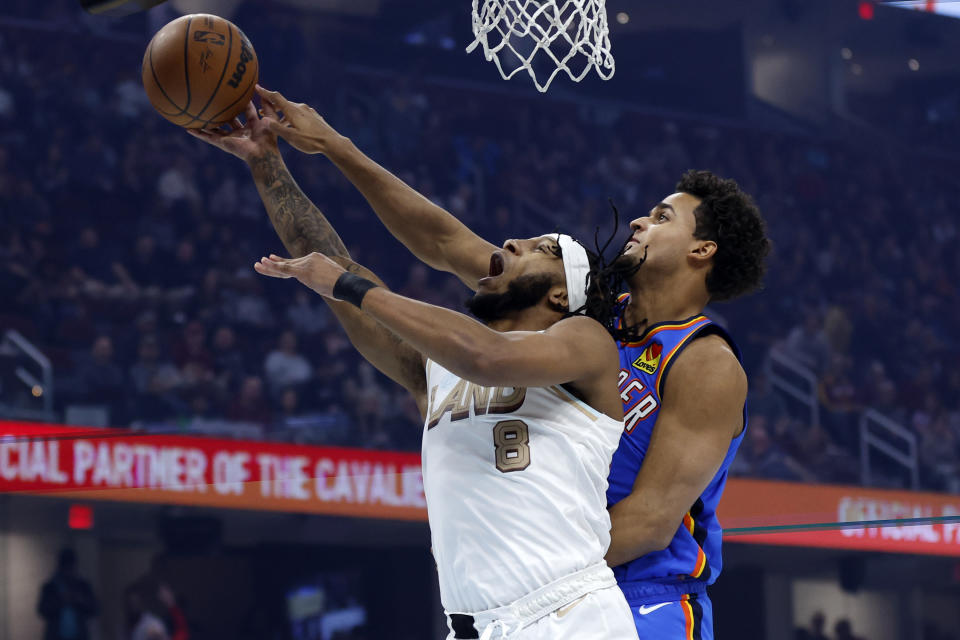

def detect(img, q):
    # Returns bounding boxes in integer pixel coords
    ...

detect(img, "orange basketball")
[142,14,258,129]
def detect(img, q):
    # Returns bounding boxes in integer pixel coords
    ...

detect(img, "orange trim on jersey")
[691,547,708,578]
[619,315,709,348]
[683,512,707,578]
[681,594,695,640]
[682,512,695,535]
[654,319,710,396]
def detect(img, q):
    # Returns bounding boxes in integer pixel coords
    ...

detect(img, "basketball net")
[466,0,615,93]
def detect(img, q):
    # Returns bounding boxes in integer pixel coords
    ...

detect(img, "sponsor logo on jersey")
[632,342,662,375]
[637,602,671,615]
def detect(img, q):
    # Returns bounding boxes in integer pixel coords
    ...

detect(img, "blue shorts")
[628,592,712,640]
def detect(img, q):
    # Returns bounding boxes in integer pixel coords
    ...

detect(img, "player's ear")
[690,240,717,264]
[547,285,569,313]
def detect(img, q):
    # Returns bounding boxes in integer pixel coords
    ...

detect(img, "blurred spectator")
[173,321,214,387]
[783,307,831,374]
[121,235,167,290]
[211,325,246,392]
[157,584,189,640]
[130,334,185,420]
[223,274,274,329]
[915,392,960,491]
[822,305,853,355]
[263,330,313,394]
[276,387,303,423]
[343,362,386,446]
[807,611,829,640]
[286,289,331,335]
[732,415,815,482]
[164,239,199,289]
[124,586,167,640]
[834,618,866,640]
[747,372,787,424]
[157,156,201,208]
[73,335,127,422]
[70,226,118,285]
[227,376,272,425]
[818,355,861,451]
[37,548,99,640]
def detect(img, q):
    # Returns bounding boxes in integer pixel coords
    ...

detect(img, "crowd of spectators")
[1,6,958,491]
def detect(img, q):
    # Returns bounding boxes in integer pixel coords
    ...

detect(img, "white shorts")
[445,563,638,640]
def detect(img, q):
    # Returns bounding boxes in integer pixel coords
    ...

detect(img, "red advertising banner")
[721,478,960,557]
[0,421,426,521]
[5,421,960,556]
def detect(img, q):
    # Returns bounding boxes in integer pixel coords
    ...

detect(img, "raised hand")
[186,99,281,162]
[254,85,344,155]
[253,253,346,298]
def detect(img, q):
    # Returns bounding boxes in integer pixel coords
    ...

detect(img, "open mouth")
[488,252,505,277]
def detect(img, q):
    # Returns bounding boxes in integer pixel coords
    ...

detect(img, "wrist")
[323,134,353,158]
[246,148,282,170]
[333,272,379,308]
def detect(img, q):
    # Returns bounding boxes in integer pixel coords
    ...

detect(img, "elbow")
[648,528,675,552]
[630,522,674,554]
[615,510,677,556]
[608,523,673,567]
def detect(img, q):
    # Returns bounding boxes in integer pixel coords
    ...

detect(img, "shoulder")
[664,333,746,401]
[660,333,746,437]
[548,315,617,348]
[547,315,619,364]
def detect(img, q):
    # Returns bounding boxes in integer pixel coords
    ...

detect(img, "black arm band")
[333,272,379,308]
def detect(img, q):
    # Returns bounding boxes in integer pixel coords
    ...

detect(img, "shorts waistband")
[446,561,617,639]
[617,579,708,605]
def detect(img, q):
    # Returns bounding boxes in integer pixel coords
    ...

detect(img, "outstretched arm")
[255,252,619,393]
[189,103,428,414]
[255,86,497,290]
[605,335,746,567]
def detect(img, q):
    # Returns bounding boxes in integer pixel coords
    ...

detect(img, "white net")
[466,0,615,93]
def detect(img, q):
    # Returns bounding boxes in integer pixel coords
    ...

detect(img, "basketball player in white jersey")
[190,98,638,639]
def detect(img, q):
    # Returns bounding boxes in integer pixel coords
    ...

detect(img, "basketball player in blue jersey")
[598,172,769,639]
[240,89,770,639]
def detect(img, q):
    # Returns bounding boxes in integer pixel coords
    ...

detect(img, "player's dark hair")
[676,170,771,302]
[560,208,641,342]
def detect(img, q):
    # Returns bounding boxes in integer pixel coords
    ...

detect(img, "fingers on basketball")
[256,85,287,108]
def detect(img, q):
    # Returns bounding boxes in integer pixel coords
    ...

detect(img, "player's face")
[466,236,567,323]
[477,235,565,294]
[621,192,702,276]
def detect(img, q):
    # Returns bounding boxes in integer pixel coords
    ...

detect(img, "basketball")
[141,14,258,129]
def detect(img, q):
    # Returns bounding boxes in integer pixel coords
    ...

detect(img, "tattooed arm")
[255,86,497,291]
[189,102,428,415]
[247,151,348,260]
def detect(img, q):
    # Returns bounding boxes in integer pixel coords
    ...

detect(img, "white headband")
[554,233,590,314]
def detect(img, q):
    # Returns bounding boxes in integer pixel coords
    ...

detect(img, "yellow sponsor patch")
[632,342,663,375]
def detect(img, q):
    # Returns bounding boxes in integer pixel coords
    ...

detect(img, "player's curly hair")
[676,170,770,301]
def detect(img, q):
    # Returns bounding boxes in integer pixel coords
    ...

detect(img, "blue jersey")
[606,295,746,605]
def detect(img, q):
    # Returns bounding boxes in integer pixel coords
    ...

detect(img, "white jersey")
[422,359,624,613]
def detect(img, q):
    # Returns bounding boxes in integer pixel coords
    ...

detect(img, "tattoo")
[249,152,427,401]
[249,152,349,259]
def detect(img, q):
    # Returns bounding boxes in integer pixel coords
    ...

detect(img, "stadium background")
[1,0,960,638]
